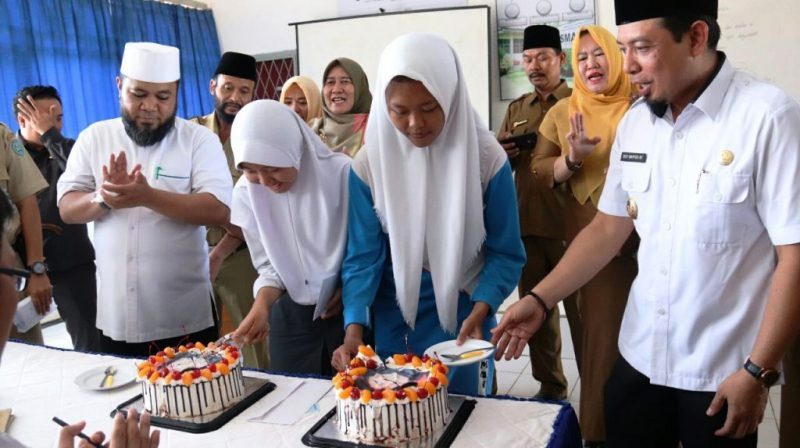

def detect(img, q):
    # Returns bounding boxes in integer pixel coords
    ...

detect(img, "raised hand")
[102,152,142,186]
[17,95,59,136]
[565,112,601,162]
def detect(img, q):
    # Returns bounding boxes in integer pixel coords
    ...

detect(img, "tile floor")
[41,292,782,447]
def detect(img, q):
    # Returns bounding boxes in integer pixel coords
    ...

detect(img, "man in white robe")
[57,42,232,356]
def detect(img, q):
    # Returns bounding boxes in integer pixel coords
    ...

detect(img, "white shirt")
[230,177,287,300]
[57,118,232,342]
[598,58,800,392]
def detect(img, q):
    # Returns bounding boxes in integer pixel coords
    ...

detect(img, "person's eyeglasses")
[0,267,30,292]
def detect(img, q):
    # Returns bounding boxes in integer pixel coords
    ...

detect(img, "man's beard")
[645,99,669,118]
[214,100,240,124]
[121,107,176,147]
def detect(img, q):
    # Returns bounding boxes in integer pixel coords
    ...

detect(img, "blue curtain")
[0,0,119,137]
[0,0,220,138]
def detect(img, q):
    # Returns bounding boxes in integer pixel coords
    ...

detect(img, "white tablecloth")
[1,342,569,448]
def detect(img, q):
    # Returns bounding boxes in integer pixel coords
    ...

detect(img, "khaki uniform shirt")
[0,123,48,239]
[190,112,240,246]
[499,81,571,239]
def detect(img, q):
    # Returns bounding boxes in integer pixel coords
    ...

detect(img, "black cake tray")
[302,395,476,448]
[111,375,275,434]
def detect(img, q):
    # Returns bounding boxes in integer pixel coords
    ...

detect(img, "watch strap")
[743,357,780,387]
[28,260,48,275]
[565,154,583,171]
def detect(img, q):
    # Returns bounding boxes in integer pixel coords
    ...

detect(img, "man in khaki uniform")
[191,51,267,369]
[0,123,51,344]
[497,25,581,400]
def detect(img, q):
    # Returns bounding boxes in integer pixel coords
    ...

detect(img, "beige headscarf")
[311,58,372,157]
[279,75,323,125]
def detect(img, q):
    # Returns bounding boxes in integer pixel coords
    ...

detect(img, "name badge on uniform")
[621,152,647,163]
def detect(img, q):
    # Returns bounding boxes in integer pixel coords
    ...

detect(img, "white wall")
[206,0,617,130]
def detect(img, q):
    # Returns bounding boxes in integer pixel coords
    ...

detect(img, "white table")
[0,342,577,448]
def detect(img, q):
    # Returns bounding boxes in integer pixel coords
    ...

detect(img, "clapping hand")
[100,151,151,209]
[565,113,601,162]
[102,152,142,186]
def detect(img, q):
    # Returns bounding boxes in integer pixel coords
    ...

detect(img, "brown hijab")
[311,58,372,157]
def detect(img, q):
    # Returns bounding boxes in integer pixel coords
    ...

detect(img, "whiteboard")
[717,0,800,101]
[292,6,492,125]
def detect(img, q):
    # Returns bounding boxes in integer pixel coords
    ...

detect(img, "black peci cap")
[213,52,257,82]
[523,25,562,52]
[614,0,718,25]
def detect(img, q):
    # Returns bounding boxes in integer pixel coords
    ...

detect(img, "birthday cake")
[135,341,245,418]
[333,346,451,443]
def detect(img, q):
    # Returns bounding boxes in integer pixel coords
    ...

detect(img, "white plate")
[424,339,495,367]
[74,362,138,391]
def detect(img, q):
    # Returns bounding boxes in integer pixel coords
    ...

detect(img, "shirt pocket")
[693,173,750,244]
[154,169,191,194]
[620,163,652,193]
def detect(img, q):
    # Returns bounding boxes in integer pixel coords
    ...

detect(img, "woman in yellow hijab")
[279,76,323,125]
[531,25,637,447]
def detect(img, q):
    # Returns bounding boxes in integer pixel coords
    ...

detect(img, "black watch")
[28,261,47,275]
[743,357,780,388]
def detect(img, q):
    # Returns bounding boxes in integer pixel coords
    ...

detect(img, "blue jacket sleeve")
[471,161,526,312]
[341,169,388,329]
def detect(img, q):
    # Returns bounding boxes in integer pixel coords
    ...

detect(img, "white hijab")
[230,100,350,305]
[364,33,506,333]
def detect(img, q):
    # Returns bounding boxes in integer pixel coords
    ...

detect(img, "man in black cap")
[496,24,582,403]
[492,1,800,446]
[191,51,267,369]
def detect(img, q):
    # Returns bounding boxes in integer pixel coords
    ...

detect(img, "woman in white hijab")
[230,100,350,375]
[331,33,525,394]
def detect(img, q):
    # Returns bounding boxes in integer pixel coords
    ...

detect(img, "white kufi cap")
[120,42,181,83]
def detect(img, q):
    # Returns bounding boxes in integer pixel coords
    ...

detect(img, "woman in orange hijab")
[532,25,637,447]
